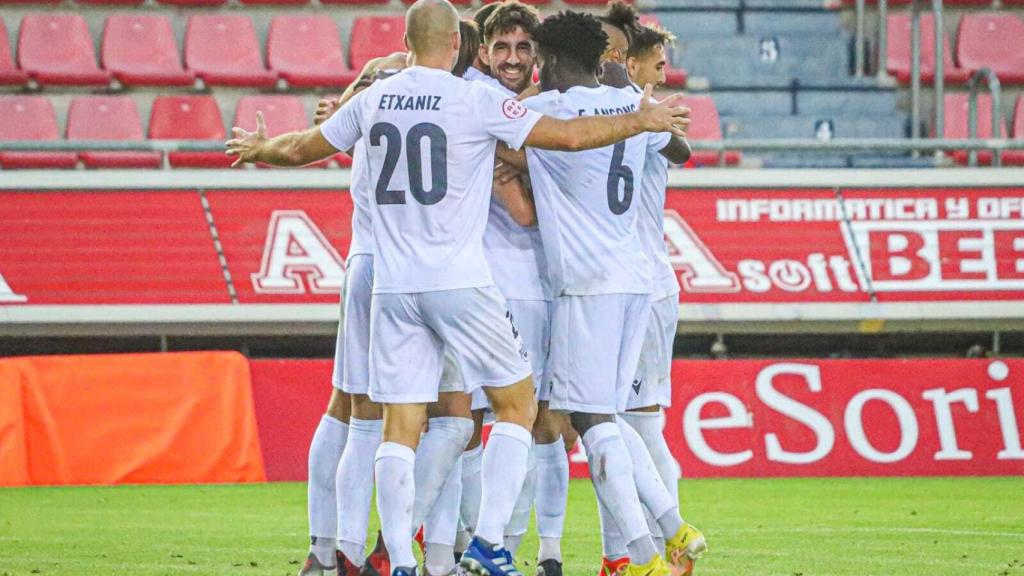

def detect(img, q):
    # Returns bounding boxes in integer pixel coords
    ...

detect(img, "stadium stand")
[234,95,329,168]
[17,13,111,86]
[149,95,233,168]
[268,15,358,88]
[680,96,740,167]
[185,14,277,87]
[157,0,226,6]
[67,96,162,169]
[102,15,194,87]
[886,13,971,84]
[636,14,686,87]
[0,17,25,85]
[0,96,77,169]
[349,15,406,71]
[956,13,1024,84]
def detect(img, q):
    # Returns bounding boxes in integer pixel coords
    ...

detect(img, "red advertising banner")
[666,187,1024,303]
[3,187,1024,307]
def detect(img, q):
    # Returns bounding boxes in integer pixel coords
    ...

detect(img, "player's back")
[523,85,652,297]
[321,66,541,295]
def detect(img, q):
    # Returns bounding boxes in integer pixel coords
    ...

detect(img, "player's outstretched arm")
[523,84,690,152]
[226,111,339,168]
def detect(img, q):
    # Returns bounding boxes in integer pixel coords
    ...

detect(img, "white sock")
[459,444,484,534]
[582,422,656,564]
[336,417,382,566]
[505,442,537,546]
[643,504,665,552]
[413,417,473,530]
[425,456,462,547]
[474,422,532,545]
[375,442,418,570]
[616,417,679,528]
[597,498,628,560]
[620,410,680,509]
[455,527,473,555]
[534,439,568,547]
[503,534,524,557]
[424,542,456,576]
[308,415,348,565]
[539,537,562,563]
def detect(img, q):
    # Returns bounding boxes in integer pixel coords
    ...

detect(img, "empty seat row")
[0,13,408,89]
[887,13,1024,85]
[939,94,1024,165]
[0,95,353,169]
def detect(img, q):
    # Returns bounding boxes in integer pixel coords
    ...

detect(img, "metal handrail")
[933,0,945,144]
[968,68,1003,167]
[877,0,889,80]
[855,0,866,77]
[910,0,922,140]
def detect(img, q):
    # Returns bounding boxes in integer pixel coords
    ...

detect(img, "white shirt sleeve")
[647,131,672,155]
[319,90,368,153]
[472,83,543,151]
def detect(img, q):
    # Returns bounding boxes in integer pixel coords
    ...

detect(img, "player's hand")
[637,84,691,138]
[225,111,268,167]
[494,161,520,186]
[314,98,341,125]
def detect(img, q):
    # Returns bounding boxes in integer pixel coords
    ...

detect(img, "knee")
[429,415,475,450]
[569,412,613,437]
[326,390,351,423]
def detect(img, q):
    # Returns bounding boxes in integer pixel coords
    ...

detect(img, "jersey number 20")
[371,122,448,205]
[607,141,634,215]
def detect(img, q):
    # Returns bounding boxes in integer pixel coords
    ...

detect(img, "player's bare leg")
[301,389,351,576]
[336,394,383,574]
[532,402,570,576]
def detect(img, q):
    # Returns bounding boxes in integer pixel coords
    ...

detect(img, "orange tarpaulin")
[0,351,266,486]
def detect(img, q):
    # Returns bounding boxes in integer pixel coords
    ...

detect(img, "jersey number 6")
[371,122,448,206]
[607,141,634,215]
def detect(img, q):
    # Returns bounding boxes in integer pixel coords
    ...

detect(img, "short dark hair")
[598,0,641,46]
[472,2,499,34]
[533,10,608,76]
[482,0,541,44]
[454,19,480,77]
[627,23,676,59]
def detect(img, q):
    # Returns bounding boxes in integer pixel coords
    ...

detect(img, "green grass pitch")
[2,477,1023,576]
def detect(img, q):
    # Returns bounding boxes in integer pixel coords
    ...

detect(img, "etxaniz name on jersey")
[378,94,442,111]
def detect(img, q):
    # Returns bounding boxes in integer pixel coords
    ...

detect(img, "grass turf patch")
[1,477,1023,576]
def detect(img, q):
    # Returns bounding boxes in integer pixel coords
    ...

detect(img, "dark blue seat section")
[654,12,737,37]
[710,90,792,116]
[742,12,843,35]
[677,34,851,88]
[744,0,836,8]
[796,90,898,115]
[721,114,908,139]
[642,0,740,10]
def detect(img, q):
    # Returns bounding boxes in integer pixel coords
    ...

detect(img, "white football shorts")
[546,293,652,414]
[339,254,373,395]
[369,286,533,404]
[331,296,345,391]
[470,298,551,411]
[625,294,678,410]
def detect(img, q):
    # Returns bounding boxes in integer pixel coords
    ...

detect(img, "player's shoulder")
[521,89,564,115]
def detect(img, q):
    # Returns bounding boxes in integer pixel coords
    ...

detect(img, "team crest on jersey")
[502,98,527,120]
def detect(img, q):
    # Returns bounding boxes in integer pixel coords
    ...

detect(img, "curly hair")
[472,2,499,35]
[627,23,676,59]
[532,10,608,76]
[598,0,641,45]
[482,0,541,44]
[454,19,480,77]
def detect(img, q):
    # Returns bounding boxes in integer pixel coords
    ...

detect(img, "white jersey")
[347,141,374,260]
[523,85,653,296]
[320,66,543,294]
[467,75,550,301]
[636,109,679,300]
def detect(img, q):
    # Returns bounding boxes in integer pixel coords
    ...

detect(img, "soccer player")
[518,11,697,576]
[226,5,689,576]
[594,22,708,576]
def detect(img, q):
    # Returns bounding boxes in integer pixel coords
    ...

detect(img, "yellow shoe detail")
[665,524,707,576]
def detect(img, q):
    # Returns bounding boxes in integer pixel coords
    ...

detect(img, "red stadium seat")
[1005,96,1024,165]
[321,0,389,5]
[956,14,1024,84]
[940,93,1007,166]
[102,15,193,87]
[637,14,687,87]
[77,0,144,4]
[18,13,111,86]
[185,15,276,88]
[0,18,26,85]
[268,16,357,88]
[401,0,470,5]
[67,96,161,169]
[156,0,226,6]
[481,0,550,4]
[234,96,331,168]
[0,96,77,169]
[240,0,307,4]
[350,16,406,72]
[680,96,739,167]
[149,96,232,168]
[886,14,970,84]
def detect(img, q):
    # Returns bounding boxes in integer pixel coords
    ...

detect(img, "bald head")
[406,0,460,58]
